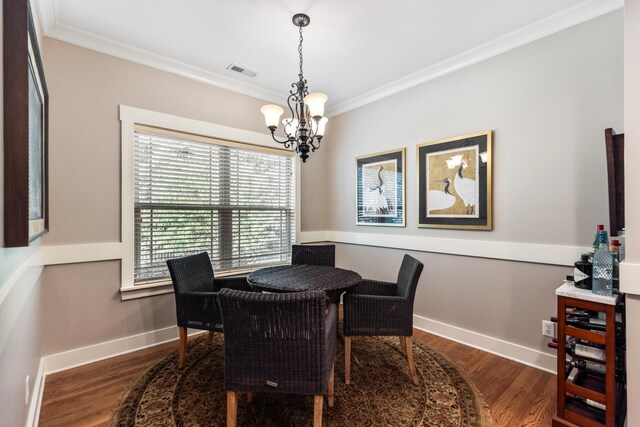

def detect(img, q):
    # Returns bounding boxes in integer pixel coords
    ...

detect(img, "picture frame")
[356,148,405,227]
[417,131,492,230]
[3,0,49,246]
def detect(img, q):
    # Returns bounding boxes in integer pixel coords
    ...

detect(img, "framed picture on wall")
[356,148,405,227]
[3,0,50,246]
[417,131,492,230]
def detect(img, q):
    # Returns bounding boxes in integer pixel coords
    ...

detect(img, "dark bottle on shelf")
[565,339,626,373]
[574,253,592,290]
[569,357,606,375]
[612,252,620,290]
[565,392,606,420]
[564,338,606,362]
[568,358,627,385]
[565,315,624,337]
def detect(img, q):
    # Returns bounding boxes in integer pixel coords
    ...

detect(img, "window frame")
[119,105,301,300]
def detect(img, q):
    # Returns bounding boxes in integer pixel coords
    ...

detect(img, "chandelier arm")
[308,137,321,151]
[286,92,298,123]
[267,128,295,147]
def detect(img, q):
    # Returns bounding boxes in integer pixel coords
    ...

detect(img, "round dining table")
[247,264,362,304]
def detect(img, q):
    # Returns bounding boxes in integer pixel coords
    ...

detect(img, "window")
[119,106,299,298]
[133,125,295,285]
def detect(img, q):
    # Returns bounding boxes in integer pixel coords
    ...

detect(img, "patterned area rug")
[110,333,492,426]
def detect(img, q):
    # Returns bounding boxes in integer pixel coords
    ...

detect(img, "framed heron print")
[417,131,492,230]
[356,148,405,227]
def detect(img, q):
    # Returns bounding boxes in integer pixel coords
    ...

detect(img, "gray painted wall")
[39,37,327,356]
[41,261,175,355]
[0,265,42,427]
[325,11,623,354]
[42,38,326,246]
[336,244,567,352]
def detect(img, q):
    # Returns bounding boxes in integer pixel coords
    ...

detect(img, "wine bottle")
[569,357,627,384]
[564,339,606,362]
[565,314,624,337]
[617,229,625,261]
[612,253,620,290]
[569,357,606,375]
[565,308,598,318]
[566,392,606,413]
[592,230,613,296]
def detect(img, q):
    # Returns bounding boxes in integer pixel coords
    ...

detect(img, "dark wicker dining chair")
[218,289,337,427]
[166,252,253,369]
[291,244,336,267]
[343,254,424,385]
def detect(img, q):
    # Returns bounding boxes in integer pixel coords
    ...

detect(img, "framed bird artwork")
[356,148,405,226]
[417,131,492,230]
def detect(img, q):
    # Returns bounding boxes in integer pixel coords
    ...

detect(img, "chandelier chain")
[298,26,304,81]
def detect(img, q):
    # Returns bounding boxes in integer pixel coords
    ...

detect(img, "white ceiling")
[35,0,622,116]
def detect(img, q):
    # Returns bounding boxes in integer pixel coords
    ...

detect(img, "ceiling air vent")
[226,63,257,77]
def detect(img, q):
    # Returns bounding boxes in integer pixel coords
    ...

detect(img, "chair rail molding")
[40,231,587,268]
[324,230,586,267]
[41,242,122,265]
[620,261,640,295]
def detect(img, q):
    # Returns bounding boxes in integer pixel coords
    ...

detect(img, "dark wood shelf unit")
[553,294,625,427]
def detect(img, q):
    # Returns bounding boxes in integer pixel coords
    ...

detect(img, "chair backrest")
[291,244,336,267]
[166,252,215,295]
[396,255,424,302]
[218,289,330,395]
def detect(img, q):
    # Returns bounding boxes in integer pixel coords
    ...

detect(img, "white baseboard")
[413,314,557,374]
[41,314,556,379]
[26,358,46,427]
[42,325,187,375]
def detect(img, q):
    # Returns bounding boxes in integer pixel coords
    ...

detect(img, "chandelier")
[260,13,328,163]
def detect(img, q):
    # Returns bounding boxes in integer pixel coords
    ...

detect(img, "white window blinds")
[133,127,295,284]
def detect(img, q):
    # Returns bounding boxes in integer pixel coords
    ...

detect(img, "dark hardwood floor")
[39,328,556,426]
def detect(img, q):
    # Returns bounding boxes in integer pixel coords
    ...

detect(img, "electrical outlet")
[25,375,30,405]
[542,320,555,338]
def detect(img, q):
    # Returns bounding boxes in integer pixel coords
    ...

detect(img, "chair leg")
[178,327,187,369]
[207,331,214,345]
[313,395,324,427]
[247,391,254,403]
[344,336,351,385]
[399,336,406,355]
[328,363,335,407]
[226,391,238,427]
[405,336,419,385]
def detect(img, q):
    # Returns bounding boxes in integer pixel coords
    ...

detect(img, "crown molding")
[36,0,622,117]
[325,0,624,117]
[36,0,284,104]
